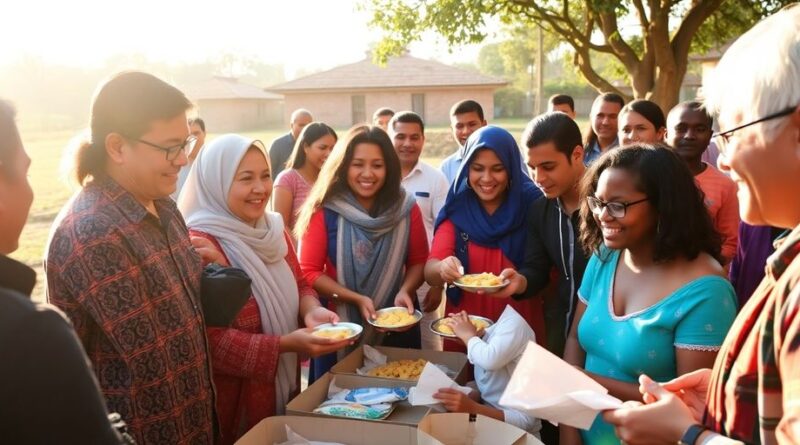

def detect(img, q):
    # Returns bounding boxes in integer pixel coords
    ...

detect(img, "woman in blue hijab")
[425,125,545,351]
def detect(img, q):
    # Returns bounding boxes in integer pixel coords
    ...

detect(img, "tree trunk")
[648,62,686,113]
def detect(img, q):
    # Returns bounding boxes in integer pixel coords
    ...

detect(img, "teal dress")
[577,250,736,445]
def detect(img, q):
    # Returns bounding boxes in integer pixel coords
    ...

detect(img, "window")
[351,95,366,124]
[411,93,425,118]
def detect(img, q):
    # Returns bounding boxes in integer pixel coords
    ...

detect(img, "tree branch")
[596,11,641,72]
[510,0,591,50]
[646,0,676,77]
[632,0,650,29]
[511,1,582,47]
[671,0,723,65]
[572,48,629,100]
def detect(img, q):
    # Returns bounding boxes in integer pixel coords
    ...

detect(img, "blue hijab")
[435,125,542,305]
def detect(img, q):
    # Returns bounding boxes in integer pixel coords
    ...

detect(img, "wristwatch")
[678,424,708,445]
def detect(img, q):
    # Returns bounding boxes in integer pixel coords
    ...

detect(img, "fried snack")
[313,328,354,340]
[437,317,490,335]
[367,359,428,380]
[458,272,503,287]
[374,309,418,328]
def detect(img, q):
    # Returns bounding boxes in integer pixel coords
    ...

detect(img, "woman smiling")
[178,134,348,444]
[561,144,736,445]
[424,125,546,351]
[295,125,429,382]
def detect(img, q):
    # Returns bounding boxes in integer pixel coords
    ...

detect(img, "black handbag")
[199,263,252,327]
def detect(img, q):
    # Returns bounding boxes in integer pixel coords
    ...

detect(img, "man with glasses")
[604,6,800,445]
[46,72,216,444]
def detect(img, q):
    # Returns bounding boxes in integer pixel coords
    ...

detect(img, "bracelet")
[678,424,708,445]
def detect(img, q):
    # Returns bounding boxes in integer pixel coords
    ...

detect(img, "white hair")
[705,4,800,139]
[290,108,313,123]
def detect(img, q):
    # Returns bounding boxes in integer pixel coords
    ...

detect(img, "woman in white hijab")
[178,134,350,445]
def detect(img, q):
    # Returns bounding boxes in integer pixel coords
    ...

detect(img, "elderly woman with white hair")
[177,134,350,445]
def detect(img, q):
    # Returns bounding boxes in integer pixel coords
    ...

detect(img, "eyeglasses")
[133,136,197,161]
[587,196,648,219]
[712,105,797,155]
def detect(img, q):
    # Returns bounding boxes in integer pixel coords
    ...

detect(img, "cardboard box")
[331,346,470,384]
[235,413,543,445]
[235,415,417,445]
[417,413,545,445]
[286,373,432,427]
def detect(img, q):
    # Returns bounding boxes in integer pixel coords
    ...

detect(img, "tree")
[364,0,792,111]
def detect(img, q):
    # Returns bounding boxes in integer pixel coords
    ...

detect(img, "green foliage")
[692,0,793,54]
[493,87,528,118]
[477,43,506,77]
[364,0,794,108]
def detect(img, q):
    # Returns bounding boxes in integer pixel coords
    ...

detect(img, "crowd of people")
[0,5,799,445]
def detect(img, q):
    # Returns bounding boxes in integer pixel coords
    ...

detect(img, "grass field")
[11,117,576,302]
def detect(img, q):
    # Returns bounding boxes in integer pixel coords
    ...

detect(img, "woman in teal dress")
[562,144,737,445]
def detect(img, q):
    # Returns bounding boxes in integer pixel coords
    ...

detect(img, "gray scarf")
[324,189,416,348]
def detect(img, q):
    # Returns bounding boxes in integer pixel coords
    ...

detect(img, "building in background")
[182,76,284,132]
[266,53,506,127]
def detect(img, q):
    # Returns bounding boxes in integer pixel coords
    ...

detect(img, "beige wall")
[280,87,497,128]
[196,98,283,132]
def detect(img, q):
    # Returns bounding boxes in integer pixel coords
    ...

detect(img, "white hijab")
[178,134,299,413]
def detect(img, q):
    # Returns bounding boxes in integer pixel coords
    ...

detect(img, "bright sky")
[1,0,491,77]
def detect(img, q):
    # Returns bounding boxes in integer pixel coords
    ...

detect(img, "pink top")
[274,169,312,232]
[695,163,740,263]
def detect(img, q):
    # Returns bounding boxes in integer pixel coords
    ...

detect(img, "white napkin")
[355,345,389,375]
[275,425,347,445]
[409,362,472,406]
[498,341,623,430]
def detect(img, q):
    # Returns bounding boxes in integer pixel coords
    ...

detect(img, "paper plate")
[430,315,494,338]
[453,274,510,294]
[367,307,424,331]
[311,322,363,341]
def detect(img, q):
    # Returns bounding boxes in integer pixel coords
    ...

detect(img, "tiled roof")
[183,77,283,100]
[266,54,507,92]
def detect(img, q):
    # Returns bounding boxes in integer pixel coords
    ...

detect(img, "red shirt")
[190,230,314,445]
[429,219,546,351]
[46,177,215,445]
[695,163,740,263]
[298,205,429,286]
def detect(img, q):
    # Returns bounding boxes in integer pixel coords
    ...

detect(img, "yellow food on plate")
[367,359,428,380]
[437,317,490,335]
[313,329,354,340]
[458,272,504,287]
[374,309,417,327]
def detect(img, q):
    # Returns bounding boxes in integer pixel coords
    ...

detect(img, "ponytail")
[74,139,106,186]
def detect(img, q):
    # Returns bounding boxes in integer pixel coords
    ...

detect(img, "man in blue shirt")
[439,100,487,184]
[583,92,624,165]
